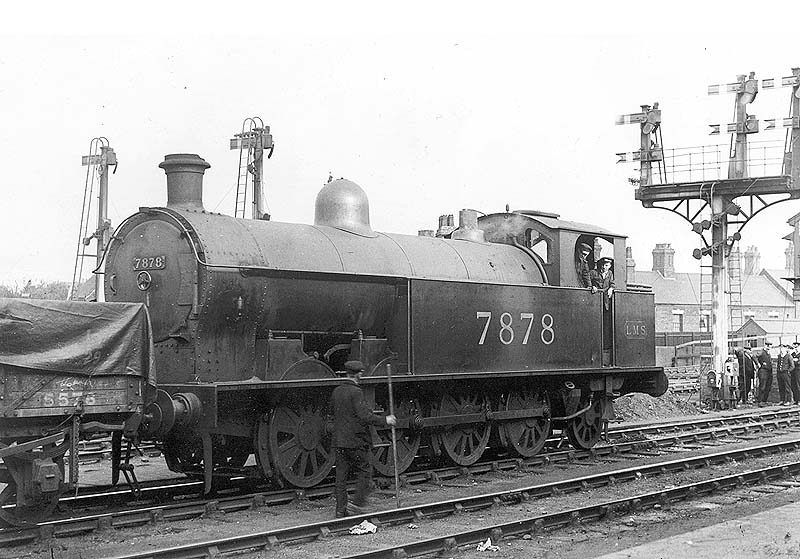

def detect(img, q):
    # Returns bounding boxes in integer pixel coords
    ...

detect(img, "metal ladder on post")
[700,261,713,333]
[232,117,264,220]
[727,243,743,332]
[68,138,115,301]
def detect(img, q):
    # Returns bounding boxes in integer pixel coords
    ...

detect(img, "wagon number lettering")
[132,256,166,271]
[42,392,96,407]
[476,312,554,346]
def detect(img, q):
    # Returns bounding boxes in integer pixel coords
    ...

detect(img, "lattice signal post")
[230,117,274,220]
[618,68,800,374]
[69,139,117,302]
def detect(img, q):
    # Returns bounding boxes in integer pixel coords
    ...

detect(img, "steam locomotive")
[0,152,666,524]
[105,153,666,490]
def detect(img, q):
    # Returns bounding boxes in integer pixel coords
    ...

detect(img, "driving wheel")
[268,399,334,487]
[565,396,606,450]
[498,390,551,458]
[371,398,421,476]
[431,392,490,467]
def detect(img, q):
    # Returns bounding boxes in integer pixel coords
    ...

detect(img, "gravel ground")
[5,393,799,559]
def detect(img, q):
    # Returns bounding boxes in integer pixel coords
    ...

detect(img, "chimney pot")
[159,154,210,210]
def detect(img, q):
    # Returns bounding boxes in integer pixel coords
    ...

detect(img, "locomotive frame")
[102,154,666,492]
[0,151,667,526]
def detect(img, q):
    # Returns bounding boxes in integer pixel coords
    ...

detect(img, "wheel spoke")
[297,451,309,476]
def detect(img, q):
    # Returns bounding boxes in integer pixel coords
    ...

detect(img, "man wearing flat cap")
[590,257,615,363]
[330,360,396,518]
[577,243,594,289]
[755,341,774,406]
[791,342,800,405]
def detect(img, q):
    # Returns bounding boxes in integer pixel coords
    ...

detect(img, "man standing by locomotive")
[735,345,756,405]
[792,342,800,405]
[789,342,800,406]
[776,344,795,405]
[330,360,396,518]
[755,341,774,406]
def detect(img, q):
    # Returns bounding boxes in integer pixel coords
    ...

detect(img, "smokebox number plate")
[132,256,166,271]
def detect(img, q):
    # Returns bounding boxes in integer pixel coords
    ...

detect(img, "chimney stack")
[159,154,211,211]
[626,246,636,283]
[436,214,456,237]
[651,243,675,278]
[744,245,761,276]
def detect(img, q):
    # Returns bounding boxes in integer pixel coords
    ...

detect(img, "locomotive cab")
[480,210,654,368]
[479,209,628,289]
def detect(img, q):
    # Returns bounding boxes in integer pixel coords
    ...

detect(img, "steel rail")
[343,460,800,559]
[99,437,800,559]
[2,409,798,544]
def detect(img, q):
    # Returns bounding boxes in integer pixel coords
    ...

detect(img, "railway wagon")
[105,153,667,491]
[0,299,153,525]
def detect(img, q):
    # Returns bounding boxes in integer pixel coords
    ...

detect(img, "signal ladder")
[231,117,273,220]
[68,138,116,301]
[700,242,743,334]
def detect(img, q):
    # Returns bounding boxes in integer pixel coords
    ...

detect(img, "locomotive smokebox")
[159,154,211,210]
[314,178,377,237]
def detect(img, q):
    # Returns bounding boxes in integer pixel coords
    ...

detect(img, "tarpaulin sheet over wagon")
[0,298,155,385]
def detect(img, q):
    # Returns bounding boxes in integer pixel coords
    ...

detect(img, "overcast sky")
[2,5,798,287]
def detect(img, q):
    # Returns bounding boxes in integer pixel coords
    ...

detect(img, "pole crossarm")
[636,175,795,204]
[622,67,800,376]
[638,179,796,242]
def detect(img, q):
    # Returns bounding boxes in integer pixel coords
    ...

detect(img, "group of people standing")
[736,341,800,406]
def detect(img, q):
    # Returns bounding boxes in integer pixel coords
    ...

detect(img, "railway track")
[3,408,799,547]
[99,437,800,559]
[342,460,800,559]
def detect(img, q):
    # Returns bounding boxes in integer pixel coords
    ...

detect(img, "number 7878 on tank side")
[104,153,667,490]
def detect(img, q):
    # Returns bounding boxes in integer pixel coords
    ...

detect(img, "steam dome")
[314,179,377,238]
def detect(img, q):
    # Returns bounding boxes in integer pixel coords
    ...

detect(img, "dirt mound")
[613,391,701,422]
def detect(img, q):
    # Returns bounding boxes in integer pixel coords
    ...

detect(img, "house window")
[699,311,711,332]
[768,312,780,319]
[743,312,756,321]
[672,310,684,333]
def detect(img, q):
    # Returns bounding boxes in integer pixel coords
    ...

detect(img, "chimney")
[744,245,761,276]
[651,243,675,278]
[786,241,794,271]
[159,154,211,210]
[626,246,636,283]
[436,214,456,237]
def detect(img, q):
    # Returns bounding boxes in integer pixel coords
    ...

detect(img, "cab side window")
[526,229,550,264]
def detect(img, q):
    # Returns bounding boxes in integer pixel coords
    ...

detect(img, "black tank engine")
[104,153,666,489]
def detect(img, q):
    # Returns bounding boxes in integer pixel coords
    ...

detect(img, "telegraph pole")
[710,195,729,374]
[94,146,114,301]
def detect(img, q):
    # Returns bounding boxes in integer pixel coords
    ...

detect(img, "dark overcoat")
[330,379,386,449]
